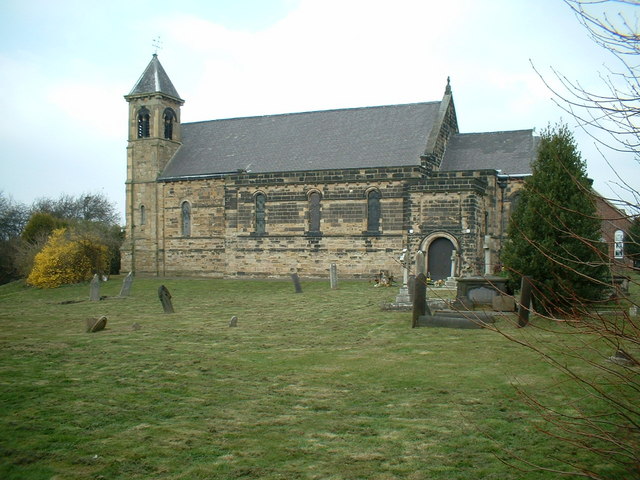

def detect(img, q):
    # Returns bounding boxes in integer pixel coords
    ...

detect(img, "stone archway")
[419,233,460,280]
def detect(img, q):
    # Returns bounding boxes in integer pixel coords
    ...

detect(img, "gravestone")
[119,272,133,297]
[468,286,496,304]
[408,275,416,302]
[229,315,238,327]
[329,263,338,289]
[291,273,303,293]
[456,276,509,306]
[518,276,533,327]
[86,315,107,333]
[131,322,142,331]
[415,250,425,276]
[158,285,175,313]
[412,273,430,328]
[89,274,100,301]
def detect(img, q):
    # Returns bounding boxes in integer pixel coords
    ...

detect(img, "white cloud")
[156,0,469,121]
[1,0,637,212]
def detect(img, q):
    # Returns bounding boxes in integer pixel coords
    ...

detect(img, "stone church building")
[121,54,537,280]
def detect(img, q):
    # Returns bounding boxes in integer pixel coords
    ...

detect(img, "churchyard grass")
[0,276,634,479]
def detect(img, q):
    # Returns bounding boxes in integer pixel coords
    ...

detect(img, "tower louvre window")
[163,108,176,140]
[137,107,150,138]
[140,205,146,225]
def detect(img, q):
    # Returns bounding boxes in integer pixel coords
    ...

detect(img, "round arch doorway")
[419,234,459,281]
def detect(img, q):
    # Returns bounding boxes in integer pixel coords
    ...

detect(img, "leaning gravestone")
[119,272,134,297]
[518,276,533,327]
[86,315,107,333]
[89,274,100,301]
[229,316,238,327]
[291,273,303,294]
[412,273,429,328]
[158,285,175,313]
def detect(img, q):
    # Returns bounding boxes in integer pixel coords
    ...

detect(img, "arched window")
[308,191,321,233]
[181,201,191,237]
[509,191,522,214]
[163,108,175,140]
[614,230,624,259]
[137,107,150,138]
[255,193,266,234]
[140,205,146,225]
[367,190,381,233]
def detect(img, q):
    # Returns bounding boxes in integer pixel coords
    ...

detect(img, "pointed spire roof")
[127,54,183,102]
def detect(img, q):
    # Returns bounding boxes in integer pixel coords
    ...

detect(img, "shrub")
[27,228,108,288]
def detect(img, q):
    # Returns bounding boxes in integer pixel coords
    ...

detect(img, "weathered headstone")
[468,286,496,304]
[415,250,425,276]
[89,274,100,301]
[131,322,142,331]
[291,273,303,293]
[408,275,416,302]
[158,285,175,313]
[518,276,533,327]
[86,315,107,333]
[229,315,238,327]
[119,272,134,297]
[329,263,338,289]
[412,273,429,328]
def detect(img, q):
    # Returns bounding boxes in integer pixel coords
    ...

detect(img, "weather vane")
[152,36,163,55]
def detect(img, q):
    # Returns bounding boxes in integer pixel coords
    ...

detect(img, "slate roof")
[160,102,442,179]
[127,54,183,101]
[440,130,537,175]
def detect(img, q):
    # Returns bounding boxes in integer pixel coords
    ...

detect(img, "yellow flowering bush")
[27,228,108,288]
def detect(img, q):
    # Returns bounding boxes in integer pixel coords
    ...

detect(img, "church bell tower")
[121,54,184,275]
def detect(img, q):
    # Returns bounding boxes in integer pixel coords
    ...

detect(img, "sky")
[0,0,638,222]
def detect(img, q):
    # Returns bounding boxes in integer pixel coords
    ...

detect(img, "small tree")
[502,123,610,313]
[27,228,108,288]
[0,192,29,284]
[0,192,29,242]
[21,212,68,244]
[32,192,119,225]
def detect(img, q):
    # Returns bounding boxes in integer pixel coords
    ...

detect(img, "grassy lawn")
[0,276,634,479]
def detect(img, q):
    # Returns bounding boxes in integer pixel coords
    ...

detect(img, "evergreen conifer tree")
[502,123,609,313]
[625,216,640,268]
